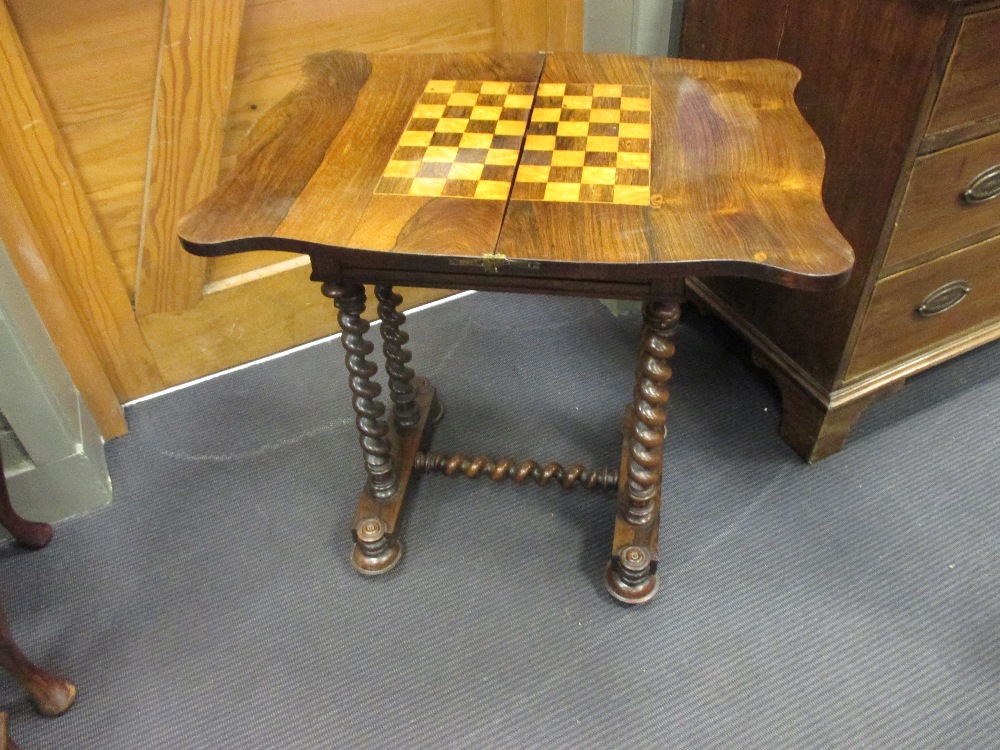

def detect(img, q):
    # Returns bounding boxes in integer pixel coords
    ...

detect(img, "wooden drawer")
[884,129,1000,271]
[926,8,1000,139]
[847,233,1000,380]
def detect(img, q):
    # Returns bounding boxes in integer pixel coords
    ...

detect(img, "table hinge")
[448,253,541,274]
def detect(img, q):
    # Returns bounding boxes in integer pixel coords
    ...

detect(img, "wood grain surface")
[884,129,1000,273]
[846,233,1000,380]
[179,50,853,291]
[925,8,1000,139]
[135,0,245,315]
[0,5,164,401]
[0,157,127,439]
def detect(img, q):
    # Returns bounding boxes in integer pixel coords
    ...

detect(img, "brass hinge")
[448,253,541,274]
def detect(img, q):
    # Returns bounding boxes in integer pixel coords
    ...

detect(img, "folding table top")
[178,51,853,292]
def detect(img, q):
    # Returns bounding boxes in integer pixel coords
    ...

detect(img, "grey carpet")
[3,291,999,749]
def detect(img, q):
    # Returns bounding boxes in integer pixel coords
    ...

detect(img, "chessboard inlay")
[374,80,653,205]
[375,79,537,201]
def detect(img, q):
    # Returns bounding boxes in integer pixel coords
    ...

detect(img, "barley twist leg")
[605,299,680,604]
[323,283,398,500]
[374,285,420,430]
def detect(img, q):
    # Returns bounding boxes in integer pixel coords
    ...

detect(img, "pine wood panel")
[139,269,447,387]
[5,0,164,298]
[0,157,127,439]
[135,0,246,315]
[0,4,164,402]
[495,0,585,52]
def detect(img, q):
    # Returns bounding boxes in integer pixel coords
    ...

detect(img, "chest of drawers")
[680,0,1000,460]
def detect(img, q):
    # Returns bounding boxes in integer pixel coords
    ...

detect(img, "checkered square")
[375,79,537,201]
[510,82,652,205]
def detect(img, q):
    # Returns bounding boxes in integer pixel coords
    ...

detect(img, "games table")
[178,51,853,604]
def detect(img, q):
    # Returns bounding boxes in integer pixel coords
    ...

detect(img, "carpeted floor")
[3,291,999,749]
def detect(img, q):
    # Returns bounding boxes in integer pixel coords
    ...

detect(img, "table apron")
[312,260,685,301]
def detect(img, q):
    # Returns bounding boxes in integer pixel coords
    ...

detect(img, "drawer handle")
[962,165,1000,205]
[917,280,970,317]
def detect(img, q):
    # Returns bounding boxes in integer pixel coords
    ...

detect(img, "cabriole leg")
[605,299,680,605]
[0,604,76,717]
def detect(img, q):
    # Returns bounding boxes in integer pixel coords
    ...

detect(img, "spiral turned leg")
[324,283,398,501]
[374,285,420,430]
[605,299,680,605]
[322,282,438,577]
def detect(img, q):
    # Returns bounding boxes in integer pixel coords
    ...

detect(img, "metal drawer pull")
[962,165,1000,205]
[917,280,970,317]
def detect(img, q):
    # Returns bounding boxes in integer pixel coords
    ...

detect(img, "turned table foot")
[604,299,680,605]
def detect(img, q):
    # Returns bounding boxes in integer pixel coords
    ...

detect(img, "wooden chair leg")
[0,603,76,717]
[0,454,76,717]
[0,454,52,550]
[0,711,21,750]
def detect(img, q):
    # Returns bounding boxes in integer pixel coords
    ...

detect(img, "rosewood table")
[178,51,853,604]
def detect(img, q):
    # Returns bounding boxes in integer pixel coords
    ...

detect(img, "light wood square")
[537,83,566,96]
[470,105,503,120]
[613,184,650,205]
[425,80,457,93]
[448,162,484,181]
[616,151,651,169]
[531,108,562,122]
[424,146,459,162]
[413,103,447,119]
[582,166,617,185]
[495,120,527,136]
[563,95,593,110]
[410,178,446,196]
[586,136,620,152]
[436,118,469,133]
[525,134,556,151]
[544,183,581,202]
[459,132,494,149]
[448,92,480,107]
[474,180,511,200]
[382,160,421,178]
[516,165,551,183]
[505,94,535,109]
[551,150,586,167]
[619,122,651,138]
[621,97,651,111]
[399,130,433,147]
[485,148,519,166]
[589,109,621,123]
[480,81,511,95]
[591,84,623,97]
[556,121,590,137]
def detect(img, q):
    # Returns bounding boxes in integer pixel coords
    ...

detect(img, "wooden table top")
[178,51,854,292]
